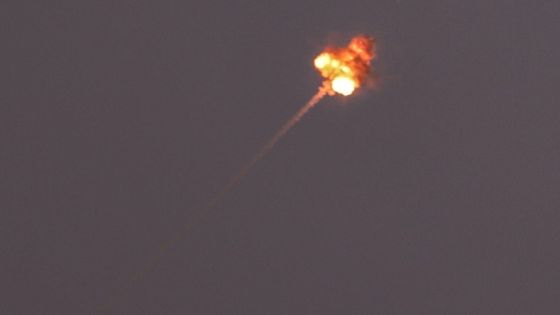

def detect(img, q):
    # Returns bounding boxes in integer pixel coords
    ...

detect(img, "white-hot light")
[331,76,356,96]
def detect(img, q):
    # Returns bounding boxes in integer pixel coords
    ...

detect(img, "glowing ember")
[313,35,376,96]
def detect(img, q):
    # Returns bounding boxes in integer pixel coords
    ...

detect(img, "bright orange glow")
[313,35,376,96]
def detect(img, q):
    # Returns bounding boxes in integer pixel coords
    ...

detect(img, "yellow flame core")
[313,35,376,96]
[313,53,331,69]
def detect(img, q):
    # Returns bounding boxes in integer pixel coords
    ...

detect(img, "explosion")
[314,35,376,96]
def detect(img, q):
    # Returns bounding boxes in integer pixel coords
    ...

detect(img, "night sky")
[4,1,560,314]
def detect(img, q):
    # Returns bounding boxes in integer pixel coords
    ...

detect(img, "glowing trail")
[98,86,328,313]
[209,84,329,206]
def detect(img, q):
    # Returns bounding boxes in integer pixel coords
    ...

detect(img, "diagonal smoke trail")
[217,84,329,200]
[99,85,329,313]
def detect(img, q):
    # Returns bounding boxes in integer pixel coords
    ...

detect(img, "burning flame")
[313,35,376,96]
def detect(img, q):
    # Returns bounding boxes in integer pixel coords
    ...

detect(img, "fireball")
[313,35,376,96]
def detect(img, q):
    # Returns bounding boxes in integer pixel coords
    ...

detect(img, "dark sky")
[4,1,560,314]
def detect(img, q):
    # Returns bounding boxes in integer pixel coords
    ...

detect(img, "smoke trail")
[98,85,329,313]
[215,84,329,200]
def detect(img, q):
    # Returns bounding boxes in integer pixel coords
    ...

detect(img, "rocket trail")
[98,85,329,314]
[104,84,330,313]
[177,86,329,256]
[224,85,328,193]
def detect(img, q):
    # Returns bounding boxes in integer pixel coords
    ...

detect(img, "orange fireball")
[314,35,376,96]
